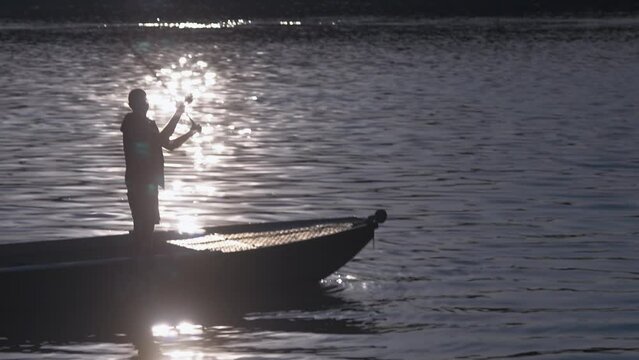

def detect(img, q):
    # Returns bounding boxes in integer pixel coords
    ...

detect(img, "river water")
[1,17,638,359]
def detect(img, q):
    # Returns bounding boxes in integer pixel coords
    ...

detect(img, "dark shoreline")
[2,0,638,22]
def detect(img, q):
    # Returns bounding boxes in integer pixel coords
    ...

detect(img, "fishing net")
[167,222,355,253]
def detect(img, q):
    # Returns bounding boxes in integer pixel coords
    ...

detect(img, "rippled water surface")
[1,18,639,359]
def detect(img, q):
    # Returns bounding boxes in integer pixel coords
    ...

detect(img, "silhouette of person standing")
[121,89,200,251]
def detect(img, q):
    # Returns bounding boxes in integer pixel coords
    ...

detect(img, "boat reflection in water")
[0,281,377,359]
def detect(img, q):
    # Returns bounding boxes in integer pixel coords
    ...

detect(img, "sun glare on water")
[152,322,204,337]
[176,215,203,234]
[141,53,254,233]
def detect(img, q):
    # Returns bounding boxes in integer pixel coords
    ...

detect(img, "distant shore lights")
[136,19,304,28]
[280,20,302,26]
[138,19,250,29]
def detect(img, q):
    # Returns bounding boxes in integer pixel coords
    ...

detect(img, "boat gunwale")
[0,216,363,248]
[0,217,372,274]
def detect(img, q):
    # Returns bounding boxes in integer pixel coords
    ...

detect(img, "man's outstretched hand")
[176,101,186,115]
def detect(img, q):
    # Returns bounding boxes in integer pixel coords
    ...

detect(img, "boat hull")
[0,212,385,306]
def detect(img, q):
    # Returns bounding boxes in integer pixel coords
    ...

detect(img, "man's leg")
[128,185,158,256]
[132,217,155,257]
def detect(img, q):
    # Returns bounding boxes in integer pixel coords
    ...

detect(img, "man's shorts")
[127,184,160,225]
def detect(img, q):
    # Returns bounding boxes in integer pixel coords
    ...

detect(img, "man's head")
[128,89,149,114]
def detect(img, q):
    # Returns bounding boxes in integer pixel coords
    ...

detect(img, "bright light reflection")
[176,322,204,335]
[177,214,203,234]
[139,53,253,235]
[280,20,302,26]
[146,55,220,120]
[211,143,225,153]
[152,324,178,338]
[147,93,177,113]
[160,181,184,201]
[152,322,204,337]
[138,19,250,29]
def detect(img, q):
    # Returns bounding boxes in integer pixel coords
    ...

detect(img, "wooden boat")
[0,210,387,300]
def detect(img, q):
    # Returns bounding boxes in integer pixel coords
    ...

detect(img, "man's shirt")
[121,113,165,189]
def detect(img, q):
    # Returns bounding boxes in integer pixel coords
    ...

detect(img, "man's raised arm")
[159,102,185,144]
[163,129,197,151]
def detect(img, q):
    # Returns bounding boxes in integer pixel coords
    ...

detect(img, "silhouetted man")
[121,89,200,251]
